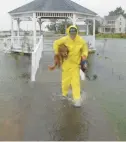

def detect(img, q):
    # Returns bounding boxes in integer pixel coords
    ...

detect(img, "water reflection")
[0,113,24,140]
[85,54,98,81]
[0,52,31,140]
[51,102,89,141]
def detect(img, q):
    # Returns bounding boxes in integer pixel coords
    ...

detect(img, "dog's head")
[58,44,69,58]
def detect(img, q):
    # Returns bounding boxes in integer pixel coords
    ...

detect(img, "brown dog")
[48,44,69,71]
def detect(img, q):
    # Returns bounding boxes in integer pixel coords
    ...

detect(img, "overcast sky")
[0,0,126,30]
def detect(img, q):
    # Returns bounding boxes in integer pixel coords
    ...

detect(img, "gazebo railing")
[12,36,40,49]
[31,35,44,81]
[12,36,34,52]
[3,36,41,53]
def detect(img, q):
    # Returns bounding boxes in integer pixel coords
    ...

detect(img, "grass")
[79,32,86,36]
[96,33,126,39]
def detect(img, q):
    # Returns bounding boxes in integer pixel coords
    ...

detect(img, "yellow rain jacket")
[53,25,88,100]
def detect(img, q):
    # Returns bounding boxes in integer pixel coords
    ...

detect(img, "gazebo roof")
[9,0,97,16]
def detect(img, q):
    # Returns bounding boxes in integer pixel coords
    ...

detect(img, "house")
[98,15,126,33]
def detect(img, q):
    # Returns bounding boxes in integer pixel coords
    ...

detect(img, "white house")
[99,15,126,33]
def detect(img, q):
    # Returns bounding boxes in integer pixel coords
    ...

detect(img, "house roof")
[9,0,97,16]
[104,15,121,20]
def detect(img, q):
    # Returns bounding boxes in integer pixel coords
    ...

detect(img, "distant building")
[98,14,126,33]
[0,30,25,37]
[0,30,44,37]
[0,31,11,37]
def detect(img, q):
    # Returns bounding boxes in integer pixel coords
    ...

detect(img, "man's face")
[69,27,77,40]
[70,33,77,40]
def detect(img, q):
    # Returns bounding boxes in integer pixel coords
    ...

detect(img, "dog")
[48,44,69,71]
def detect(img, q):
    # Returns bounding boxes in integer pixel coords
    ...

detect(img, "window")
[120,22,122,25]
[108,21,115,24]
[108,21,112,24]
[112,21,115,24]
[119,28,121,32]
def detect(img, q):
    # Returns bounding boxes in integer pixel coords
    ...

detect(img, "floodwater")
[87,39,126,141]
[0,39,126,140]
[0,51,31,140]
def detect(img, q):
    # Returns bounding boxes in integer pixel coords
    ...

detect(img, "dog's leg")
[48,62,57,71]
[48,65,56,70]
[48,62,58,70]
[48,55,60,71]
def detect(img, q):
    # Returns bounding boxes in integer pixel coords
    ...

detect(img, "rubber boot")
[73,99,82,108]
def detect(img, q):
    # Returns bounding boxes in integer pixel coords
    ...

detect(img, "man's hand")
[81,60,88,69]
[81,56,87,61]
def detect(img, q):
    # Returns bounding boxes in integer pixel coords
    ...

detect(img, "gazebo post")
[93,18,96,48]
[86,22,89,35]
[17,18,20,46]
[72,14,76,26]
[33,13,37,49]
[65,18,67,34]
[39,22,42,36]
[11,17,14,46]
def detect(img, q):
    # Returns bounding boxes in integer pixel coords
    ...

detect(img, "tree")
[109,7,126,17]
[89,20,100,34]
[57,21,72,34]
[46,21,72,34]
[46,23,56,32]
[46,20,99,34]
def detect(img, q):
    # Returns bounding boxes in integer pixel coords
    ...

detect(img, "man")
[53,25,88,107]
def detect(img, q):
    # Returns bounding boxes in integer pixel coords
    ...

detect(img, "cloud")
[0,0,32,30]
[0,0,126,30]
[73,0,126,16]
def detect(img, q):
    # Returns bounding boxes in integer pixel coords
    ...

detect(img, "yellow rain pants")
[53,25,88,100]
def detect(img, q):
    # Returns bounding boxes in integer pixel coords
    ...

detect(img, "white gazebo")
[8,0,97,81]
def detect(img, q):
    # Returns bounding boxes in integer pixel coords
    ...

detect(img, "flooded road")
[0,39,125,140]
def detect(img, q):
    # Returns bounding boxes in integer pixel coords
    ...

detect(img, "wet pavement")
[0,39,126,140]
[0,52,31,140]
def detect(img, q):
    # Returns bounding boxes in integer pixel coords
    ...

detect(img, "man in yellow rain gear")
[53,25,88,107]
